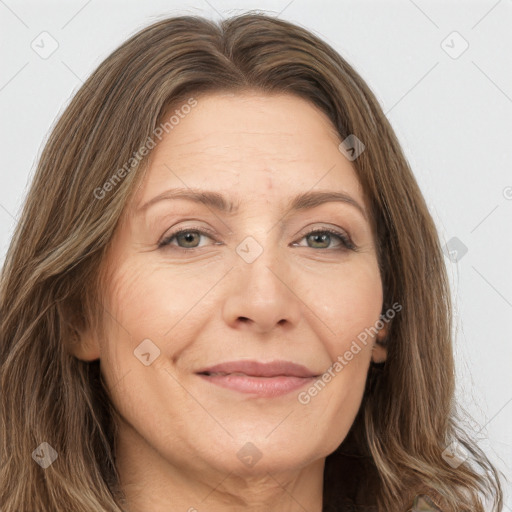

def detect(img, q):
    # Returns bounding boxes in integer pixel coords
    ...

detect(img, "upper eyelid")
[159,223,350,239]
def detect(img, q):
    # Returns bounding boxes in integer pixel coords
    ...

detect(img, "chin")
[196,434,325,476]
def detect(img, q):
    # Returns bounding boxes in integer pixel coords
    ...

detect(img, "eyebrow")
[136,188,367,220]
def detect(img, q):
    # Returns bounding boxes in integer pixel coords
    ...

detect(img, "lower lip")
[198,374,316,397]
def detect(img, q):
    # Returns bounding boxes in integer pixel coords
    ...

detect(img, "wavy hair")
[0,12,503,512]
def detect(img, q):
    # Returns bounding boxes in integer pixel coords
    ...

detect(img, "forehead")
[134,91,365,212]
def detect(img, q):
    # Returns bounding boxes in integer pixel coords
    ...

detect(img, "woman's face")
[89,91,385,481]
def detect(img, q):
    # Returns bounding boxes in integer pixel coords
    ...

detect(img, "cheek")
[296,259,382,434]
[102,258,194,339]
[96,257,222,391]
[96,262,186,432]
[303,257,383,353]
[97,262,164,385]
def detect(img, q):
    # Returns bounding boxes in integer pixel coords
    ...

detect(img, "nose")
[221,238,302,335]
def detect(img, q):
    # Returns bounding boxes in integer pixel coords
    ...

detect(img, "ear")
[67,328,101,362]
[60,299,101,362]
[371,321,388,364]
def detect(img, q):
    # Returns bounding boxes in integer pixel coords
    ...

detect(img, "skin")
[74,91,387,512]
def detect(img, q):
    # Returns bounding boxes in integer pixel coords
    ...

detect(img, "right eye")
[158,227,219,251]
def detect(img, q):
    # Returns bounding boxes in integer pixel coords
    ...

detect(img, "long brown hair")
[0,13,503,511]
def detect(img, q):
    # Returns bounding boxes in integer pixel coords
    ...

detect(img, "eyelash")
[158,226,357,252]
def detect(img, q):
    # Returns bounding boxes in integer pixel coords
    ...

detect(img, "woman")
[0,13,504,512]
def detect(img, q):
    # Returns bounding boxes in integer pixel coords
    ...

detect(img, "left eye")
[158,228,356,251]
[295,229,355,250]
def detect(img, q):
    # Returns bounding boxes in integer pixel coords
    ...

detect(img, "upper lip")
[196,360,319,378]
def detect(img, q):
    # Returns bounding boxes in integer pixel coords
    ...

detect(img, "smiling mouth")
[200,371,295,377]
[196,360,320,398]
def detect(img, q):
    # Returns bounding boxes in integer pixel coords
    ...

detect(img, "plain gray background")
[1,0,511,506]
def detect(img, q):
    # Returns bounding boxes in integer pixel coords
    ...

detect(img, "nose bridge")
[232,206,280,264]
[222,227,301,332]
[235,229,286,297]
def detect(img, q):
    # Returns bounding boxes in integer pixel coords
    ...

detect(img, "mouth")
[196,360,320,398]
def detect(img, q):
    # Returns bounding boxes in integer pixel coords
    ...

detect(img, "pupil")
[180,232,198,246]
[312,233,328,247]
